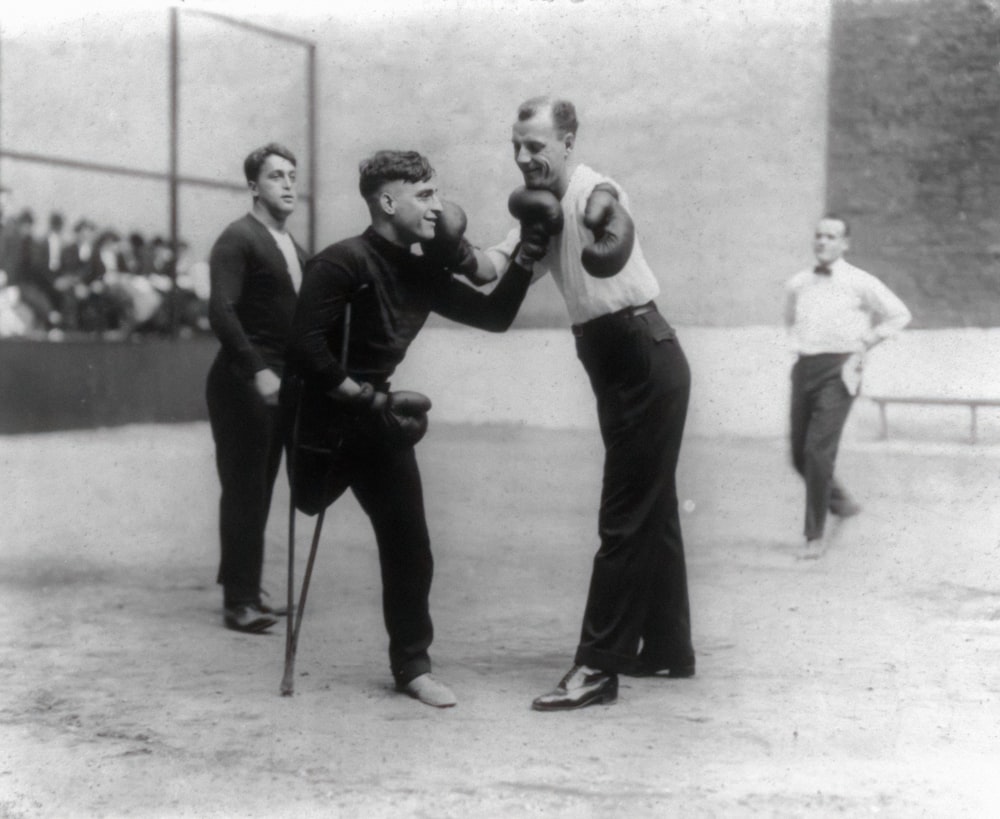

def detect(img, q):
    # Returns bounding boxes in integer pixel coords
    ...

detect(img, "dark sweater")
[208,213,306,377]
[287,227,531,391]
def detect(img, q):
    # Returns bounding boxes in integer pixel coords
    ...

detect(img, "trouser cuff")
[393,657,432,687]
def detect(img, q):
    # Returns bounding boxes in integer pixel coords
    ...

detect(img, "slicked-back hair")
[820,213,851,238]
[358,150,435,201]
[517,96,579,137]
[243,142,297,184]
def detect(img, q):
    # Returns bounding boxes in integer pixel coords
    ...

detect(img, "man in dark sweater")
[206,142,307,633]
[284,149,545,707]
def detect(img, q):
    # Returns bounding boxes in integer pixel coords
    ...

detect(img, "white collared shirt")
[265,225,302,293]
[486,164,660,325]
[785,257,911,354]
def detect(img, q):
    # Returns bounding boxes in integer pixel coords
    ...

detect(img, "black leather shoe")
[224,604,278,633]
[531,665,618,711]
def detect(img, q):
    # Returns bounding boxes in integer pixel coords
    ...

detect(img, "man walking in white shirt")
[784,215,911,557]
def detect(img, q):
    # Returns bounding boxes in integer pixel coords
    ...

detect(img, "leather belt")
[572,301,656,337]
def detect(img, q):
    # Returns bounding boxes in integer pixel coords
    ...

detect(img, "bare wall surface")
[1,0,829,327]
[828,0,1000,327]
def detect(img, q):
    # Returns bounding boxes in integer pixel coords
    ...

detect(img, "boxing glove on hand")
[581,184,635,278]
[421,200,484,281]
[508,187,564,235]
[373,390,432,447]
[508,186,563,266]
[518,221,552,263]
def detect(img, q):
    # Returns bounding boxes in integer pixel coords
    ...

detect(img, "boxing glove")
[375,390,432,447]
[421,200,488,282]
[581,183,635,278]
[508,186,563,265]
[348,384,432,447]
[508,187,564,235]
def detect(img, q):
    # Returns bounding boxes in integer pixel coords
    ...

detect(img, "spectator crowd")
[0,186,210,339]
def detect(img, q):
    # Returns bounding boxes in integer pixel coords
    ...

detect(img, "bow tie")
[813,264,832,276]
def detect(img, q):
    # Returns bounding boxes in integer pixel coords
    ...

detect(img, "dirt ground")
[1,421,999,818]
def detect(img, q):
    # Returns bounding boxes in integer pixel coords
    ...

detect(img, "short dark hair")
[73,218,96,233]
[243,142,297,184]
[358,150,435,200]
[820,213,851,238]
[49,212,64,231]
[517,96,578,137]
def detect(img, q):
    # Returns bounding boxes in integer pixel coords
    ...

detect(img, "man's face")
[382,177,442,243]
[511,109,574,192]
[813,218,849,265]
[250,154,297,218]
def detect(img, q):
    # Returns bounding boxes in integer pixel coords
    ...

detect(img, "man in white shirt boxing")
[483,96,696,711]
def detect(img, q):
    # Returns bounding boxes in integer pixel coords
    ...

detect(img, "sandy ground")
[2,420,999,818]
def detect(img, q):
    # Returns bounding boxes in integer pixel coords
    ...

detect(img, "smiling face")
[511,106,574,196]
[813,218,849,265]
[249,154,297,220]
[380,176,442,244]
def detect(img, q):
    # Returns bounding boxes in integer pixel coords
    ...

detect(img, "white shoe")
[798,536,828,561]
[399,673,456,708]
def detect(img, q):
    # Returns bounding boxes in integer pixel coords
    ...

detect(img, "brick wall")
[828,0,1000,326]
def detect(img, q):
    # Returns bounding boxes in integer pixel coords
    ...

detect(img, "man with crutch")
[280,150,547,707]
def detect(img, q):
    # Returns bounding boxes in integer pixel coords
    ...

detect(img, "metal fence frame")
[0,8,317,336]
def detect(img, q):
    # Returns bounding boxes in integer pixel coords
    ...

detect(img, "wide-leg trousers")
[206,353,284,607]
[789,353,855,540]
[572,305,694,674]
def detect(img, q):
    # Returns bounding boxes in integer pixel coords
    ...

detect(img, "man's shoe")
[798,537,827,561]
[398,673,457,708]
[223,604,278,633]
[531,665,618,711]
[830,499,861,518]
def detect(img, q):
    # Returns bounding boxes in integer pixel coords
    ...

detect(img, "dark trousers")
[790,353,855,540]
[572,305,694,674]
[349,444,434,685]
[286,391,434,686]
[206,354,284,607]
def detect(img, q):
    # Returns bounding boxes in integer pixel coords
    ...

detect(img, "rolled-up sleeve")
[864,277,911,342]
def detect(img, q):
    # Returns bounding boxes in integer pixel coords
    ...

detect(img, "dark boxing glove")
[581,182,635,278]
[375,390,432,447]
[348,384,432,447]
[508,187,563,264]
[421,200,494,284]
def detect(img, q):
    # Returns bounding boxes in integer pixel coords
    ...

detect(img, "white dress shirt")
[486,164,660,325]
[785,257,911,354]
[265,226,302,293]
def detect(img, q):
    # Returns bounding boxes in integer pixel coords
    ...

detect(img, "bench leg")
[970,405,978,444]
[877,402,888,440]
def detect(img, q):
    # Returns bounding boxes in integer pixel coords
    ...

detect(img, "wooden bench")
[866,395,1000,443]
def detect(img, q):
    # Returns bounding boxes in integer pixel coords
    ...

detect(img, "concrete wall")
[827,0,1000,327]
[1,0,829,327]
[0,337,218,433]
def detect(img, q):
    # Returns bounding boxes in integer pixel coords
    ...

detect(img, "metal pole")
[168,7,180,338]
[0,23,5,199]
[306,43,317,255]
[281,303,352,696]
